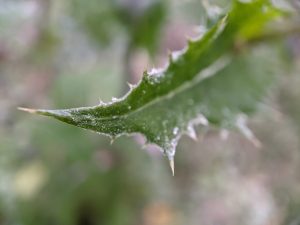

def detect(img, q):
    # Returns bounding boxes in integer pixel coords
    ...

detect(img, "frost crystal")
[112,97,118,102]
[170,47,187,62]
[148,67,165,76]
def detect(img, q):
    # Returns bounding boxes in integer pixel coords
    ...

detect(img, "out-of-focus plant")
[70,0,166,54]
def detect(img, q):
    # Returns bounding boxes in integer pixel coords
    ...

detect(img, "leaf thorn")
[169,157,175,176]
[18,107,37,114]
[236,114,262,149]
[98,98,104,105]
[110,136,116,145]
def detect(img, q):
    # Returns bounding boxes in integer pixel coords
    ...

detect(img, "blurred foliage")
[70,0,167,54]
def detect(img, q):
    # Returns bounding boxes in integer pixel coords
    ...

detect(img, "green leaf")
[20,0,289,167]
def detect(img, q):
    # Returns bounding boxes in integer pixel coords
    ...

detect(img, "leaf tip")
[187,125,198,141]
[236,114,262,148]
[18,107,38,114]
[169,157,175,176]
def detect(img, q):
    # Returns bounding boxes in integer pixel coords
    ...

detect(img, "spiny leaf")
[20,0,289,167]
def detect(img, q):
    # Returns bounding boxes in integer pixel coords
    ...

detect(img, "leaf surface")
[20,0,287,163]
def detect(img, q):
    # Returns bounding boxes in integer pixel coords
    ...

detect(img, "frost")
[111,97,118,102]
[148,67,165,76]
[127,82,136,90]
[146,67,167,84]
[170,47,187,62]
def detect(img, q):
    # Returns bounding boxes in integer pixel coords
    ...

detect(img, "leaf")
[20,0,288,164]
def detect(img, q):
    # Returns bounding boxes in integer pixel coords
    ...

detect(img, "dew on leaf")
[170,48,187,62]
[146,67,165,85]
[112,97,118,102]
[148,67,164,76]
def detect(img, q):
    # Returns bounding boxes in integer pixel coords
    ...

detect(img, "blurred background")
[0,0,300,224]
